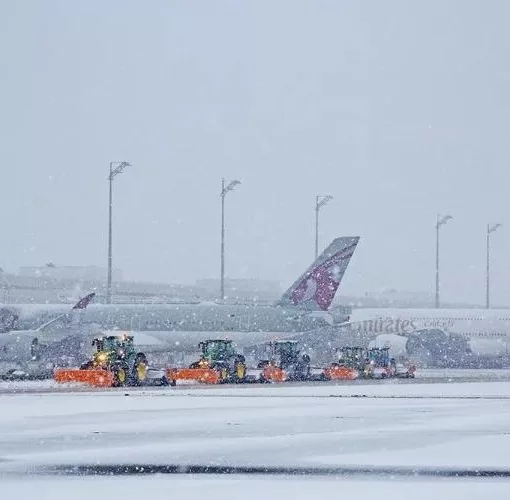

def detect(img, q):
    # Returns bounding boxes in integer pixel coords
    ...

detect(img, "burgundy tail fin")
[277,237,359,311]
[72,292,96,310]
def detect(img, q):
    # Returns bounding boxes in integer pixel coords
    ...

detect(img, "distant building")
[18,265,122,282]
[195,278,282,303]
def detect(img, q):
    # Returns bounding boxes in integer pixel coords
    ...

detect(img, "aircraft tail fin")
[72,292,96,310]
[277,236,359,311]
[36,292,96,332]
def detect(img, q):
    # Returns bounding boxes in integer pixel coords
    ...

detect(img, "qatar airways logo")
[291,245,356,310]
[298,264,343,301]
[299,277,318,302]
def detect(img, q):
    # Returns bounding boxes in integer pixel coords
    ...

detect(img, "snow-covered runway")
[2,380,510,499]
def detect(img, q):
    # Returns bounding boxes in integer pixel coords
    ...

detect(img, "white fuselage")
[0,302,340,361]
[6,302,336,334]
[348,308,510,356]
[0,236,358,363]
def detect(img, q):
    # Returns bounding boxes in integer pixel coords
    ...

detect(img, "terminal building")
[0,265,472,309]
[18,265,122,282]
[0,265,282,305]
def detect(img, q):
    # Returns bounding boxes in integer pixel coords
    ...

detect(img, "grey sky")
[1,1,510,306]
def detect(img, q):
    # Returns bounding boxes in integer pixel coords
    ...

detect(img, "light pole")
[0,268,10,303]
[486,223,502,309]
[107,161,131,304]
[315,195,333,259]
[220,178,241,300]
[435,214,453,308]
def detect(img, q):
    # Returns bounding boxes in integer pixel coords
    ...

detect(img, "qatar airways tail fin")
[277,236,359,311]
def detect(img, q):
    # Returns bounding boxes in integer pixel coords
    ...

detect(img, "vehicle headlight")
[96,353,108,364]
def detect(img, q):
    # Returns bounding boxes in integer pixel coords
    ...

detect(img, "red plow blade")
[54,369,115,387]
[167,368,221,384]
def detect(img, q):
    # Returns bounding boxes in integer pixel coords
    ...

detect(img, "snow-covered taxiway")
[1,376,510,499]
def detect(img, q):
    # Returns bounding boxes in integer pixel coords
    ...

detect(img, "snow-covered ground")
[1,367,510,394]
[2,476,510,500]
[1,379,510,499]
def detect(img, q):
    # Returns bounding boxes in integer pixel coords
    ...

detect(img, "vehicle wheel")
[212,363,229,384]
[220,367,229,383]
[112,362,128,387]
[234,361,246,383]
[132,353,148,385]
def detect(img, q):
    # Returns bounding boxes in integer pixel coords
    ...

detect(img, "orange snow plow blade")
[262,365,286,383]
[167,368,221,384]
[323,366,359,380]
[54,369,115,387]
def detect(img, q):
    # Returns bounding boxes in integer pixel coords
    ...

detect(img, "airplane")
[0,236,359,364]
[343,307,510,361]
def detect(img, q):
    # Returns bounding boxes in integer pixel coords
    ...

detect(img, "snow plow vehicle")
[323,346,366,380]
[247,340,317,383]
[363,347,415,379]
[168,339,247,384]
[54,334,170,387]
[322,346,416,380]
[362,347,395,379]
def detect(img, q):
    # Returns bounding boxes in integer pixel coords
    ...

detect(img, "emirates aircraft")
[345,307,510,358]
[0,236,359,361]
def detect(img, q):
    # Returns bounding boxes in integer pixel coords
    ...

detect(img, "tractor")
[363,347,397,379]
[169,339,247,384]
[55,334,156,387]
[81,335,150,386]
[323,346,366,380]
[338,346,367,371]
[256,340,312,382]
